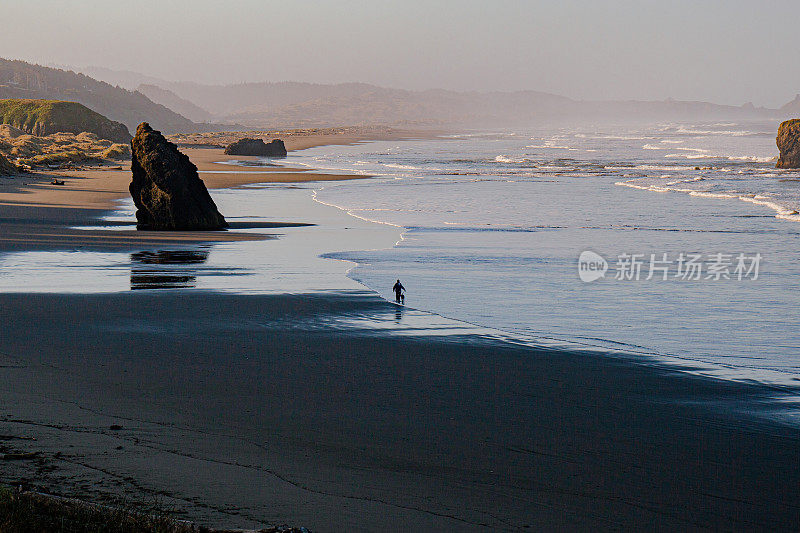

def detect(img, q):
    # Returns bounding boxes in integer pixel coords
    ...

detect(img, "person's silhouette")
[392,279,405,304]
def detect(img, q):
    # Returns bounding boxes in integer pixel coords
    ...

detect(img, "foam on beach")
[615,176,800,222]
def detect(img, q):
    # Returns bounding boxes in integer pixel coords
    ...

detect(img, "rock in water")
[129,123,227,230]
[776,119,800,169]
[224,138,287,157]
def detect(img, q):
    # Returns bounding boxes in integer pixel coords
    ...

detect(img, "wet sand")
[0,291,798,531]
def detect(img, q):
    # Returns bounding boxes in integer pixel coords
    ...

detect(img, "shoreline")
[0,128,430,252]
[0,130,799,529]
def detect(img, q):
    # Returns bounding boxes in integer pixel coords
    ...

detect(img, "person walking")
[392,279,405,304]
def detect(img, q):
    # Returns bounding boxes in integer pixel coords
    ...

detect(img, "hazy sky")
[2,0,798,107]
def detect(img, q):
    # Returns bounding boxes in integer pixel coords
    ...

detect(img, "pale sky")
[2,0,798,107]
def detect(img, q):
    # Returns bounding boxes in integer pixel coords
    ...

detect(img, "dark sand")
[0,291,798,531]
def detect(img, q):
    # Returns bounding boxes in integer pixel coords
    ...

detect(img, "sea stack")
[776,119,800,169]
[129,122,227,230]
[224,138,287,157]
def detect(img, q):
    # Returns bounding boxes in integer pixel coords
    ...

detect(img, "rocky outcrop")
[777,119,800,169]
[224,138,287,157]
[129,122,227,230]
[0,152,16,175]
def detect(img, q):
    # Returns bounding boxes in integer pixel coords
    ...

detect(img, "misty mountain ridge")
[94,68,797,129]
[10,60,800,131]
[136,84,213,123]
[146,82,793,129]
[780,94,800,114]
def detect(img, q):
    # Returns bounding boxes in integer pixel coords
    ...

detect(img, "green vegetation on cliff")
[0,99,131,142]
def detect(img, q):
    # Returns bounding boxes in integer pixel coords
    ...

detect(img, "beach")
[0,128,799,531]
[0,124,412,252]
[1,292,798,530]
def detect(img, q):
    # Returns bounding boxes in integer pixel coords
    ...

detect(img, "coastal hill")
[0,99,131,142]
[0,58,208,133]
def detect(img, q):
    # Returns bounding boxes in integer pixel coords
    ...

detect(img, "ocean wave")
[614,179,671,193]
[674,127,756,136]
[435,171,482,176]
[616,178,800,222]
[665,176,705,186]
[738,195,800,219]
[688,191,739,199]
[310,191,404,228]
[726,155,776,163]
[603,164,695,172]
[592,135,651,140]
[663,152,775,162]
[664,153,709,159]
[382,163,420,170]
[525,143,579,150]
[495,155,528,164]
[636,164,697,171]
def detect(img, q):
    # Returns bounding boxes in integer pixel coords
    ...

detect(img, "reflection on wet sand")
[130,249,210,290]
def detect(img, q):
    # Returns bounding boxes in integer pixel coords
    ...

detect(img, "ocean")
[289,120,800,386]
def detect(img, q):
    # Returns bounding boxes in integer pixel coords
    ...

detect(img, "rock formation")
[0,152,16,175]
[224,138,287,157]
[129,122,227,230]
[777,119,800,169]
